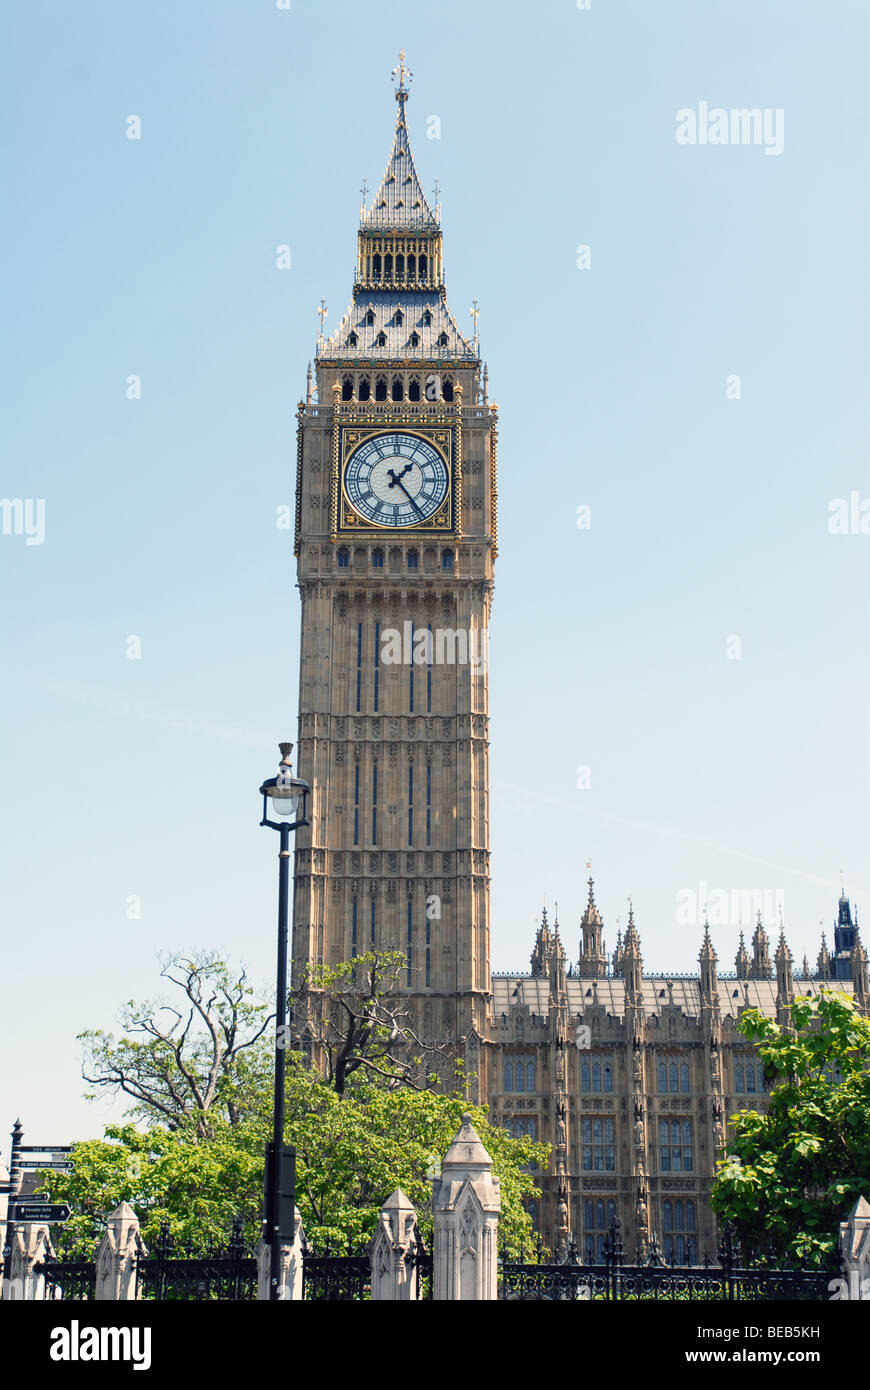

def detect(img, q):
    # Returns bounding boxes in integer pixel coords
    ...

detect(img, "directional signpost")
[10,1202,70,1223]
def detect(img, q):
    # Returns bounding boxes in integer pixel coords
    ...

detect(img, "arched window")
[407,253,416,278]
[438,332,448,348]
[419,254,428,278]
[686,1236,697,1264]
[603,1063,612,1093]
[358,376,371,401]
[409,332,420,348]
[746,1062,756,1094]
[372,549,384,569]
[591,1062,601,1093]
[384,253,393,279]
[442,376,454,400]
[504,1060,513,1093]
[584,1199,593,1228]
[527,1200,537,1230]
[735,1062,744,1094]
[657,1062,666,1093]
[341,375,353,401]
[391,377,404,402]
[663,1201,672,1231]
[372,255,381,280]
[526,1059,536,1091]
[686,1201,696,1231]
[679,1063,689,1093]
[422,308,432,326]
[515,1060,525,1093]
[407,549,419,569]
[337,546,349,568]
[607,1199,617,1225]
[408,376,421,399]
[669,1063,678,1092]
[347,331,358,347]
[395,257,404,280]
[376,332,387,348]
[581,1061,590,1093]
[394,308,403,325]
[596,1199,605,1228]
[441,550,454,571]
[375,376,387,401]
[366,309,375,326]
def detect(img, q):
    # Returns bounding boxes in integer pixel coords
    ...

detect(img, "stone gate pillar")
[432,1113,500,1301]
[839,1195,870,1300]
[95,1201,147,1300]
[370,1189,420,1300]
[257,1206,305,1300]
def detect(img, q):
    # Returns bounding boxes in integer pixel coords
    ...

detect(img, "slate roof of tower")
[362,98,438,231]
[321,292,476,361]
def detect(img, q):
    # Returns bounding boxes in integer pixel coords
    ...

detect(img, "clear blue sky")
[1,0,867,1143]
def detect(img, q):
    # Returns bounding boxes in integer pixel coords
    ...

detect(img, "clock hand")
[390,475,423,515]
[387,464,413,486]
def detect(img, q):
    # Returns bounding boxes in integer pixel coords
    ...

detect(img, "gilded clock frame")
[331,408,461,539]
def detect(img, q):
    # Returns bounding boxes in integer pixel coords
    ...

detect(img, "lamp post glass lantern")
[259,742,310,1300]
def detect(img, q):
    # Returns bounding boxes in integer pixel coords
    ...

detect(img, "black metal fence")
[136,1219,258,1301]
[301,1226,432,1301]
[37,1256,97,1301]
[499,1221,836,1302]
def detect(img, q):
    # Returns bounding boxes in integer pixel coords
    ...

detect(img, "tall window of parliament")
[584,1198,617,1263]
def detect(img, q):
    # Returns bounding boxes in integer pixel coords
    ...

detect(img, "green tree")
[78,952,272,1136]
[710,991,870,1266]
[40,1057,548,1260]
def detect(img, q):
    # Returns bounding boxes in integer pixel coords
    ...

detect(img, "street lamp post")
[259,742,310,1301]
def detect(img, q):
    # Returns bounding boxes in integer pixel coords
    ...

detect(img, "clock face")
[344,432,449,528]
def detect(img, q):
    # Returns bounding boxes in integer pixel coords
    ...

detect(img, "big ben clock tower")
[290,54,498,1079]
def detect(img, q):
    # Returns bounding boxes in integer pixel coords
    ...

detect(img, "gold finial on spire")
[392,49,412,103]
[317,297,328,350]
[470,297,480,351]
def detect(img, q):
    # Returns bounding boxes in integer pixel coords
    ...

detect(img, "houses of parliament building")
[289,56,870,1259]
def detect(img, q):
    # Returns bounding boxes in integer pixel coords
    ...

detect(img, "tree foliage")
[78,952,272,1136]
[40,1057,548,1260]
[710,991,870,1266]
[292,949,462,1096]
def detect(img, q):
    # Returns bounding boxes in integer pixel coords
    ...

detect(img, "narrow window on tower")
[337,546,349,568]
[409,622,414,712]
[371,763,378,844]
[373,621,380,712]
[426,761,431,847]
[370,898,376,948]
[408,764,413,846]
[351,898,358,958]
[427,623,433,711]
[407,548,419,570]
[353,763,360,846]
[406,898,413,985]
[356,622,362,712]
[425,915,431,988]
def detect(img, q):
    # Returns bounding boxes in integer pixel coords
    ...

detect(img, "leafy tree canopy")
[40,1056,548,1260]
[711,991,870,1266]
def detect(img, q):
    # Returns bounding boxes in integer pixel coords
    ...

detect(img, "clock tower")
[290,56,498,1080]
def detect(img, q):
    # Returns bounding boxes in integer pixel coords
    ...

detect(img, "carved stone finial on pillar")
[432,1113,501,1301]
[256,1206,306,1301]
[370,1188,420,1301]
[95,1202,147,1301]
[838,1195,870,1300]
[3,1222,54,1300]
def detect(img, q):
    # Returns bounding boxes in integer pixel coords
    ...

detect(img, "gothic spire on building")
[833,880,859,981]
[851,927,870,1009]
[579,874,608,979]
[774,927,795,1024]
[621,901,644,1002]
[530,906,554,978]
[817,930,832,981]
[735,930,750,980]
[321,52,476,363]
[749,912,773,980]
